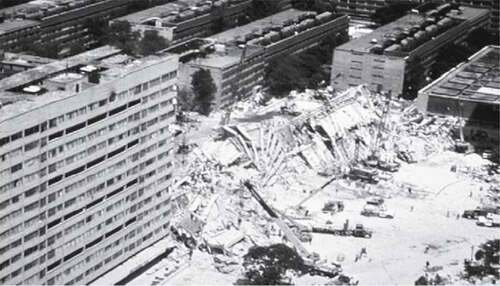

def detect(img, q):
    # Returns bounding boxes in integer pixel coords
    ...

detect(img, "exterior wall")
[422,95,499,142]
[331,49,407,94]
[0,56,184,285]
[333,0,388,19]
[265,15,349,60]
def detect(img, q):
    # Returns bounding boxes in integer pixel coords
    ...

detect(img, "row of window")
[0,73,176,155]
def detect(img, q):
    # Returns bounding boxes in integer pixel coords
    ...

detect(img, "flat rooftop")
[209,9,307,43]
[0,45,177,122]
[0,52,56,67]
[186,44,263,69]
[116,0,220,24]
[336,5,489,55]
[420,45,500,104]
[0,0,125,34]
[0,18,39,35]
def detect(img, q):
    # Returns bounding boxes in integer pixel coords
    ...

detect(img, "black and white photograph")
[0,0,498,285]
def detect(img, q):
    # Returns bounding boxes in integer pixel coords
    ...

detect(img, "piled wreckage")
[161,85,487,284]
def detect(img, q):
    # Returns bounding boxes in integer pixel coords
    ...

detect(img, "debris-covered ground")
[117,86,499,285]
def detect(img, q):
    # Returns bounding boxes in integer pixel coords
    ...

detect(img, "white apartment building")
[0,46,185,285]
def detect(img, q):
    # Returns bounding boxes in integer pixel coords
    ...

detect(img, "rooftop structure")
[337,4,488,55]
[331,4,490,95]
[208,9,308,44]
[115,0,252,44]
[0,52,56,79]
[0,45,173,122]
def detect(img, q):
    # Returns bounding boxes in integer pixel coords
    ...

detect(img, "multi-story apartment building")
[173,9,349,110]
[114,0,252,45]
[330,4,490,96]
[0,0,174,55]
[417,45,499,145]
[0,46,185,285]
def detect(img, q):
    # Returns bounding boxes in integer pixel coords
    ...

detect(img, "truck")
[346,166,379,184]
[463,206,500,219]
[360,198,394,219]
[322,201,344,213]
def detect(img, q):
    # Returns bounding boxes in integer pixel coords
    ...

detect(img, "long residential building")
[0,46,185,285]
[330,4,490,96]
[0,0,175,55]
[172,9,349,110]
[438,0,499,33]
[417,45,499,145]
[114,0,253,45]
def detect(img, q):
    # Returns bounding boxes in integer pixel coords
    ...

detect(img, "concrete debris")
[128,85,499,285]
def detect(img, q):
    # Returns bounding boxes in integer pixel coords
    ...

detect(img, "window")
[24,140,39,152]
[24,125,40,136]
[11,163,22,173]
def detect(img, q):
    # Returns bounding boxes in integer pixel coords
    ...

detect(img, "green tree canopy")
[191,69,217,116]
[239,244,306,285]
[106,20,141,55]
[139,30,169,56]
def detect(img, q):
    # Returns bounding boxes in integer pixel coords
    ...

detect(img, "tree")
[238,244,306,285]
[371,2,418,25]
[191,69,216,116]
[177,88,195,111]
[464,239,500,279]
[138,30,169,56]
[106,20,140,55]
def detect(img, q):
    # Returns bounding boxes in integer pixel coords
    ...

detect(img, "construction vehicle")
[454,104,474,154]
[463,206,500,219]
[346,166,379,184]
[476,213,500,227]
[360,197,394,219]
[312,223,372,239]
[242,181,341,276]
[322,200,344,213]
[364,90,401,172]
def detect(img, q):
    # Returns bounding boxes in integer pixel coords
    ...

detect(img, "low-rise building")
[417,45,499,145]
[330,4,490,96]
[0,46,185,285]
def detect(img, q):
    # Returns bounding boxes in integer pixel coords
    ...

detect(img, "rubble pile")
[157,85,498,285]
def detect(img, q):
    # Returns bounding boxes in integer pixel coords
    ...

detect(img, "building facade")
[173,9,349,110]
[0,46,185,285]
[330,4,490,96]
[417,45,499,145]
[0,0,137,54]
